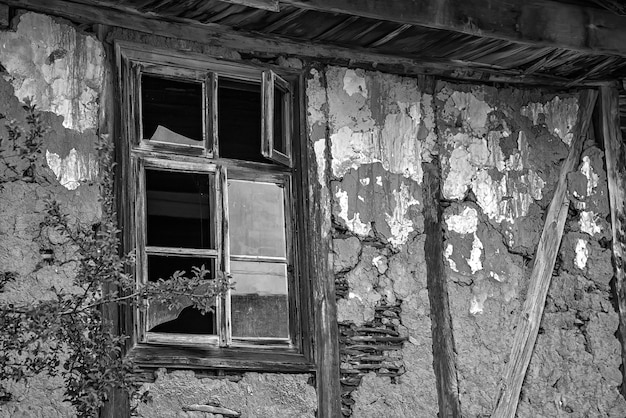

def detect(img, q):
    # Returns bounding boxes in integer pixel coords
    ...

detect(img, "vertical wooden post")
[599,84,626,398]
[299,72,341,418]
[423,159,462,417]
[97,25,131,418]
[492,89,597,418]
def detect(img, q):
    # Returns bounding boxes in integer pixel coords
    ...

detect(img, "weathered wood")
[95,24,131,418]
[599,84,626,399]
[423,159,461,418]
[0,0,611,87]
[492,89,598,418]
[218,0,279,12]
[283,0,626,56]
[298,70,341,417]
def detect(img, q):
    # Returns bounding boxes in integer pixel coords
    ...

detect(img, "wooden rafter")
[282,0,626,57]
[492,89,598,417]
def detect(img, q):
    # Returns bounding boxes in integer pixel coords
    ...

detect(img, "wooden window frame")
[115,41,313,372]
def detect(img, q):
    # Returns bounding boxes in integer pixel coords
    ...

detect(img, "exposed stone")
[333,236,362,273]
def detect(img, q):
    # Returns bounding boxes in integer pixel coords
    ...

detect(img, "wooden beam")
[0,0,611,87]
[283,0,626,57]
[492,89,598,418]
[218,0,279,12]
[599,84,626,399]
[423,158,461,417]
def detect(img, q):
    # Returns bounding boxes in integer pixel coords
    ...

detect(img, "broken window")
[117,43,308,362]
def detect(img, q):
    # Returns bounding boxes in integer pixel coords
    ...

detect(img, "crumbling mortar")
[337,299,407,417]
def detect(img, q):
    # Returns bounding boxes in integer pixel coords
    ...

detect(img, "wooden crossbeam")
[492,89,598,417]
[0,0,616,87]
[599,84,626,399]
[283,0,626,57]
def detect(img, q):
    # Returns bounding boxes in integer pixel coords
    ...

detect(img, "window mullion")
[217,165,232,346]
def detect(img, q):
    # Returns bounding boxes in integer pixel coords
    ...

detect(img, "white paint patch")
[45,149,98,190]
[449,91,493,134]
[575,239,589,269]
[372,256,388,274]
[376,176,383,186]
[580,156,599,197]
[360,178,370,186]
[444,244,458,272]
[385,183,420,247]
[335,188,371,236]
[348,291,362,301]
[579,211,602,236]
[0,13,104,132]
[520,96,579,146]
[470,296,484,315]
[468,234,483,273]
[343,69,368,97]
[490,271,502,282]
[313,138,326,187]
[445,206,479,234]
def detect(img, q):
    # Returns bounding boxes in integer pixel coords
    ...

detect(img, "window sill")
[127,342,315,373]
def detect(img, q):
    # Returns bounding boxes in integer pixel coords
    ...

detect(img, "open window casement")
[136,158,222,345]
[136,64,212,155]
[262,70,293,167]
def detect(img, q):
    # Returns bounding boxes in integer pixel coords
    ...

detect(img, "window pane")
[147,255,216,334]
[228,180,286,258]
[146,169,213,249]
[142,74,203,146]
[218,77,265,162]
[231,261,289,339]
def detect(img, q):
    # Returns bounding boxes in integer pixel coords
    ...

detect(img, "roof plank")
[282,0,626,56]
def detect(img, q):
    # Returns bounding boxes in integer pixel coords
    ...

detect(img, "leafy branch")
[0,103,230,416]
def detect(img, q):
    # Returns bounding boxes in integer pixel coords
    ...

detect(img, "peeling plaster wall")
[437,81,626,416]
[309,66,437,417]
[0,13,103,417]
[0,12,102,190]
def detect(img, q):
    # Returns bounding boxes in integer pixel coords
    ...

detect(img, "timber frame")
[2,1,626,418]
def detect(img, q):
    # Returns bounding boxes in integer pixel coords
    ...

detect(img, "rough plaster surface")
[0,12,102,189]
[0,71,100,414]
[438,81,626,416]
[518,142,626,417]
[135,370,316,418]
[311,66,437,416]
[324,66,432,248]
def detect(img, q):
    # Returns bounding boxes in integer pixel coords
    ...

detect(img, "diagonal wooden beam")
[599,84,626,399]
[492,89,598,418]
[282,0,626,57]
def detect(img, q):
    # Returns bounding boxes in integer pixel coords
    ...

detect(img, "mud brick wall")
[437,81,626,416]
[1,9,626,418]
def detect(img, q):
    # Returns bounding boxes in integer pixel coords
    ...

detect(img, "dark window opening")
[150,306,216,334]
[218,77,265,162]
[141,74,204,145]
[147,255,216,334]
[146,169,213,249]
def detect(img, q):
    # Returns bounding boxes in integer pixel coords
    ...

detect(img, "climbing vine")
[0,101,230,416]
